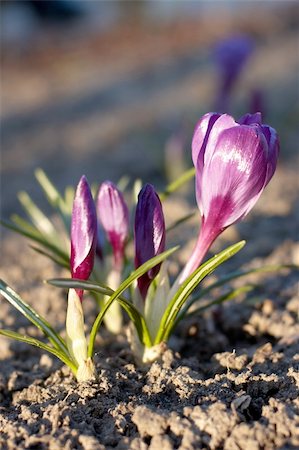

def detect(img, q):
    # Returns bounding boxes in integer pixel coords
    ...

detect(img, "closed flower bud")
[180,112,279,282]
[97,181,129,271]
[70,175,97,299]
[135,184,165,299]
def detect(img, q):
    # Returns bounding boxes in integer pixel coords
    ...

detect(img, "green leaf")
[30,246,69,269]
[47,278,150,346]
[2,216,42,240]
[35,168,72,231]
[166,211,196,233]
[117,175,131,192]
[18,191,60,240]
[64,186,75,215]
[11,214,44,237]
[184,285,254,319]
[1,219,69,265]
[159,167,195,201]
[0,280,68,354]
[35,168,69,216]
[154,240,246,344]
[185,263,297,311]
[87,246,179,357]
[0,329,77,375]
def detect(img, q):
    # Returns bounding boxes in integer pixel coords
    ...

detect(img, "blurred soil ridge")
[1,1,298,217]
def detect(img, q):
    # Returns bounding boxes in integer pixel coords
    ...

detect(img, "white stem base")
[76,357,96,382]
[127,326,167,365]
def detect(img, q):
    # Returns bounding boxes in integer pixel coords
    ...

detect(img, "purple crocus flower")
[135,184,166,299]
[97,181,129,271]
[213,34,254,112]
[70,175,97,300]
[179,112,279,282]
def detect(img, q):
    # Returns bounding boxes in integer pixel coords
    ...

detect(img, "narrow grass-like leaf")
[1,220,69,264]
[64,186,75,215]
[35,168,70,217]
[117,175,131,192]
[166,211,196,233]
[155,241,245,344]
[159,167,195,201]
[11,214,44,237]
[133,179,143,205]
[184,263,297,312]
[0,280,68,354]
[169,285,254,336]
[186,285,254,319]
[48,278,149,345]
[2,217,43,240]
[18,191,60,240]
[30,246,69,269]
[87,246,179,357]
[0,329,77,375]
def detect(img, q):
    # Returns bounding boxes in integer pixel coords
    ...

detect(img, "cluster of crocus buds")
[66,110,279,371]
[0,98,281,380]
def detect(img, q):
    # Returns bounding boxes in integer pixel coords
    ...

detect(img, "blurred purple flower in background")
[135,184,166,299]
[249,88,265,118]
[179,112,279,282]
[213,34,255,112]
[70,175,97,299]
[97,181,129,271]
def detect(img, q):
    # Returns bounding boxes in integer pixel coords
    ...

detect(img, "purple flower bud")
[180,112,279,282]
[135,184,166,299]
[97,181,129,271]
[71,176,97,299]
[213,34,254,112]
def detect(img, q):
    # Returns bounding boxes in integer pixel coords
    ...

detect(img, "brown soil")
[1,230,299,450]
[1,4,299,449]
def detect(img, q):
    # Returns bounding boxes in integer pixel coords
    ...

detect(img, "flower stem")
[178,224,220,284]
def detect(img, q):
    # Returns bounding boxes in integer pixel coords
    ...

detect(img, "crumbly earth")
[1,202,298,450]
[1,4,299,449]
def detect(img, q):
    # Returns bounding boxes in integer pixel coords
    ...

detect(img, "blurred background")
[1,0,299,223]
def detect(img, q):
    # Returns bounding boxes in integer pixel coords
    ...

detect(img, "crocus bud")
[71,175,97,299]
[67,175,97,381]
[97,181,129,271]
[135,184,166,299]
[213,34,254,112]
[179,112,279,282]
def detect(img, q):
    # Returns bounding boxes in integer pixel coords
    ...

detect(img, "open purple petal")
[193,113,237,214]
[261,125,280,185]
[238,112,262,126]
[201,125,268,229]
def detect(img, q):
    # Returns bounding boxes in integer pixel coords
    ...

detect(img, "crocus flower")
[67,175,97,381]
[97,181,129,271]
[179,112,279,282]
[70,175,97,299]
[135,184,166,299]
[213,34,254,112]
